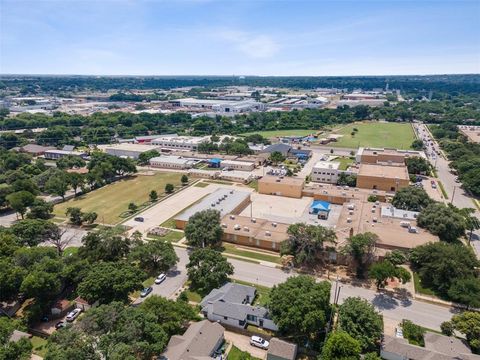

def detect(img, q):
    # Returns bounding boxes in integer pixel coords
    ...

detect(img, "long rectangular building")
[174,188,251,229]
[151,136,208,151]
[149,155,198,169]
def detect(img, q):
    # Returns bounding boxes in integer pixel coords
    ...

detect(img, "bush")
[367,195,378,202]
[401,319,425,346]
[440,321,454,336]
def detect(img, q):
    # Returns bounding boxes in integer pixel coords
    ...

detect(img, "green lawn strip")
[160,194,210,228]
[131,276,155,299]
[413,272,438,297]
[31,336,48,357]
[227,345,262,360]
[53,173,182,224]
[185,289,203,303]
[248,179,258,191]
[193,182,210,188]
[222,243,281,264]
[147,231,184,243]
[437,181,449,199]
[239,129,317,138]
[205,179,234,185]
[336,156,354,170]
[222,254,259,264]
[330,122,415,149]
[63,247,79,257]
[230,279,271,306]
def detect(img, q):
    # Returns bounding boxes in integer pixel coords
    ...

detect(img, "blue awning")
[311,200,331,213]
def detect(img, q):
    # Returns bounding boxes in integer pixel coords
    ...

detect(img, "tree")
[130,240,178,273]
[410,242,479,295]
[68,172,85,196]
[363,353,382,360]
[440,321,454,336]
[281,223,336,266]
[269,151,285,165]
[66,207,83,226]
[181,174,188,185]
[337,173,357,187]
[79,228,131,263]
[417,203,466,242]
[411,139,424,150]
[45,327,99,360]
[447,277,480,309]
[11,219,59,247]
[26,198,53,220]
[56,155,86,170]
[384,250,408,265]
[82,212,97,225]
[368,261,410,289]
[185,209,223,248]
[341,232,377,278]
[451,311,480,354]
[6,191,35,219]
[406,156,430,174]
[138,149,160,165]
[128,202,138,213]
[77,262,145,304]
[391,187,433,211]
[321,331,361,360]
[165,183,174,194]
[0,260,26,301]
[186,248,233,294]
[45,172,70,200]
[149,190,158,202]
[268,275,331,345]
[456,207,480,243]
[338,297,383,352]
[401,320,426,347]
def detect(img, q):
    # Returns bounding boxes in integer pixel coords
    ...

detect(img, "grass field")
[31,336,48,357]
[54,173,182,225]
[222,243,281,264]
[336,156,355,170]
[227,346,262,360]
[147,230,184,243]
[330,122,415,149]
[240,129,317,138]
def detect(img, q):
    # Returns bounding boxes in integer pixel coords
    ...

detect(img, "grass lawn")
[336,156,355,170]
[193,182,210,188]
[31,336,48,357]
[413,272,438,297]
[240,129,317,138]
[53,173,182,225]
[205,180,234,185]
[147,230,184,243]
[231,279,271,306]
[185,289,203,303]
[330,122,415,149]
[227,346,262,360]
[222,243,281,264]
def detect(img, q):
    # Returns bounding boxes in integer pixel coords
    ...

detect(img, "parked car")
[134,217,144,222]
[66,308,82,322]
[250,336,269,350]
[140,287,153,298]
[155,273,167,284]
[55,321,66,329]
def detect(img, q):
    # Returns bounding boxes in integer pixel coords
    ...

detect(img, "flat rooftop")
[175,188,251,222]
[101,143,161,152]
[358,163,409,180]
[313,161,341,170]
[221,214,289,243]
[152,136,208,144]
[258,175,305,186]
[150,155,196,165]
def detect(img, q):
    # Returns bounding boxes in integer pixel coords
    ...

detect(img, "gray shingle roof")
[200,283,256,307]
[268,338,298,360]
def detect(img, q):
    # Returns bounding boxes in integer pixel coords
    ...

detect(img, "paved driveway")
[225,331,267,359]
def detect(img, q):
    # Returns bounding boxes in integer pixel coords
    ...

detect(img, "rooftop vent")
[251,218,256,223]
[230,215,235,220]
[272,222,277,227]
[221,223,227,228]
[243,227,249,232]
[234,224,241,230]
[265,231,271,236]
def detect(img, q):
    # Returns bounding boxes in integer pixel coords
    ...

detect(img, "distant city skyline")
[1,0,479,76]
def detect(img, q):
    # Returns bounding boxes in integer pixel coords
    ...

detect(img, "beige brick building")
[356,164,410,192]
[258,176,304,198]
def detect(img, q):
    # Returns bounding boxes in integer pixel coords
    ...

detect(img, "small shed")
[208,158,222,168]
[267,338,298,360]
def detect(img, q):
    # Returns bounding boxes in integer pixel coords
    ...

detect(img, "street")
[156,248,459,331]
[415,123,480,257]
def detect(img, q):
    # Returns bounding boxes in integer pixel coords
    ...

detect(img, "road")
[414,123,480,257]
[146,248,459,330]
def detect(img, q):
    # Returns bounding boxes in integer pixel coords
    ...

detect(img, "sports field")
[240,129,317,138]
[54,173,182,224]
[330,122,415,149]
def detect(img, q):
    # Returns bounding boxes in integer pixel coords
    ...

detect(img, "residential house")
[200,283,278,331]
[161,320,224,360]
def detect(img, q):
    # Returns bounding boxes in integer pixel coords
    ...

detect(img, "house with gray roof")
[161,320,224,360]
[381,334,480,360]
[200,282,278,331]
[267,338,298,360]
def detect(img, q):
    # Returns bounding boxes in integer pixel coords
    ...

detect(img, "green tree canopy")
[186,248,233,294]
[417,203,466,242]
[341,232,377,278]
[451,311,480,354]
[391,186,433,211]
[321,331,361,360]
[268,275,331,346]
[130,239,178,273]
[338,297,383,352]
[185,209,223,248]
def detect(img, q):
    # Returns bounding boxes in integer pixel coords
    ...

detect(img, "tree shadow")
[372,293,399,310]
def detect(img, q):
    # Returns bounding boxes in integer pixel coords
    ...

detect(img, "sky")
[0,0,479,76]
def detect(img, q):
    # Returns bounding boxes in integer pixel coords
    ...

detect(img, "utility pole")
[451,186,456,204]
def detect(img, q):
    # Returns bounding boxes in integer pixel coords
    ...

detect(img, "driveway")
[225,331,267,359]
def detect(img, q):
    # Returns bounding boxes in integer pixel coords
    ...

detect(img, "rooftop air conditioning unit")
[251,218,256,223]
[347,218,352,223]
[243,227,249,232]
[349,211,354,215]
[230,190,234,194]
[221,223,227,228]
[265,231,271,236]
[230,215,235,220]
[234,224,241,230]
[272,222,277,227]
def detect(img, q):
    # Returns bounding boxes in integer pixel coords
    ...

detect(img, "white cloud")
[218,30,280,59]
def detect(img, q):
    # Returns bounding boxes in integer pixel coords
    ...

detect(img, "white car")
[250,336,269,350]
[155,273,167,284]
[66,308,82,322]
